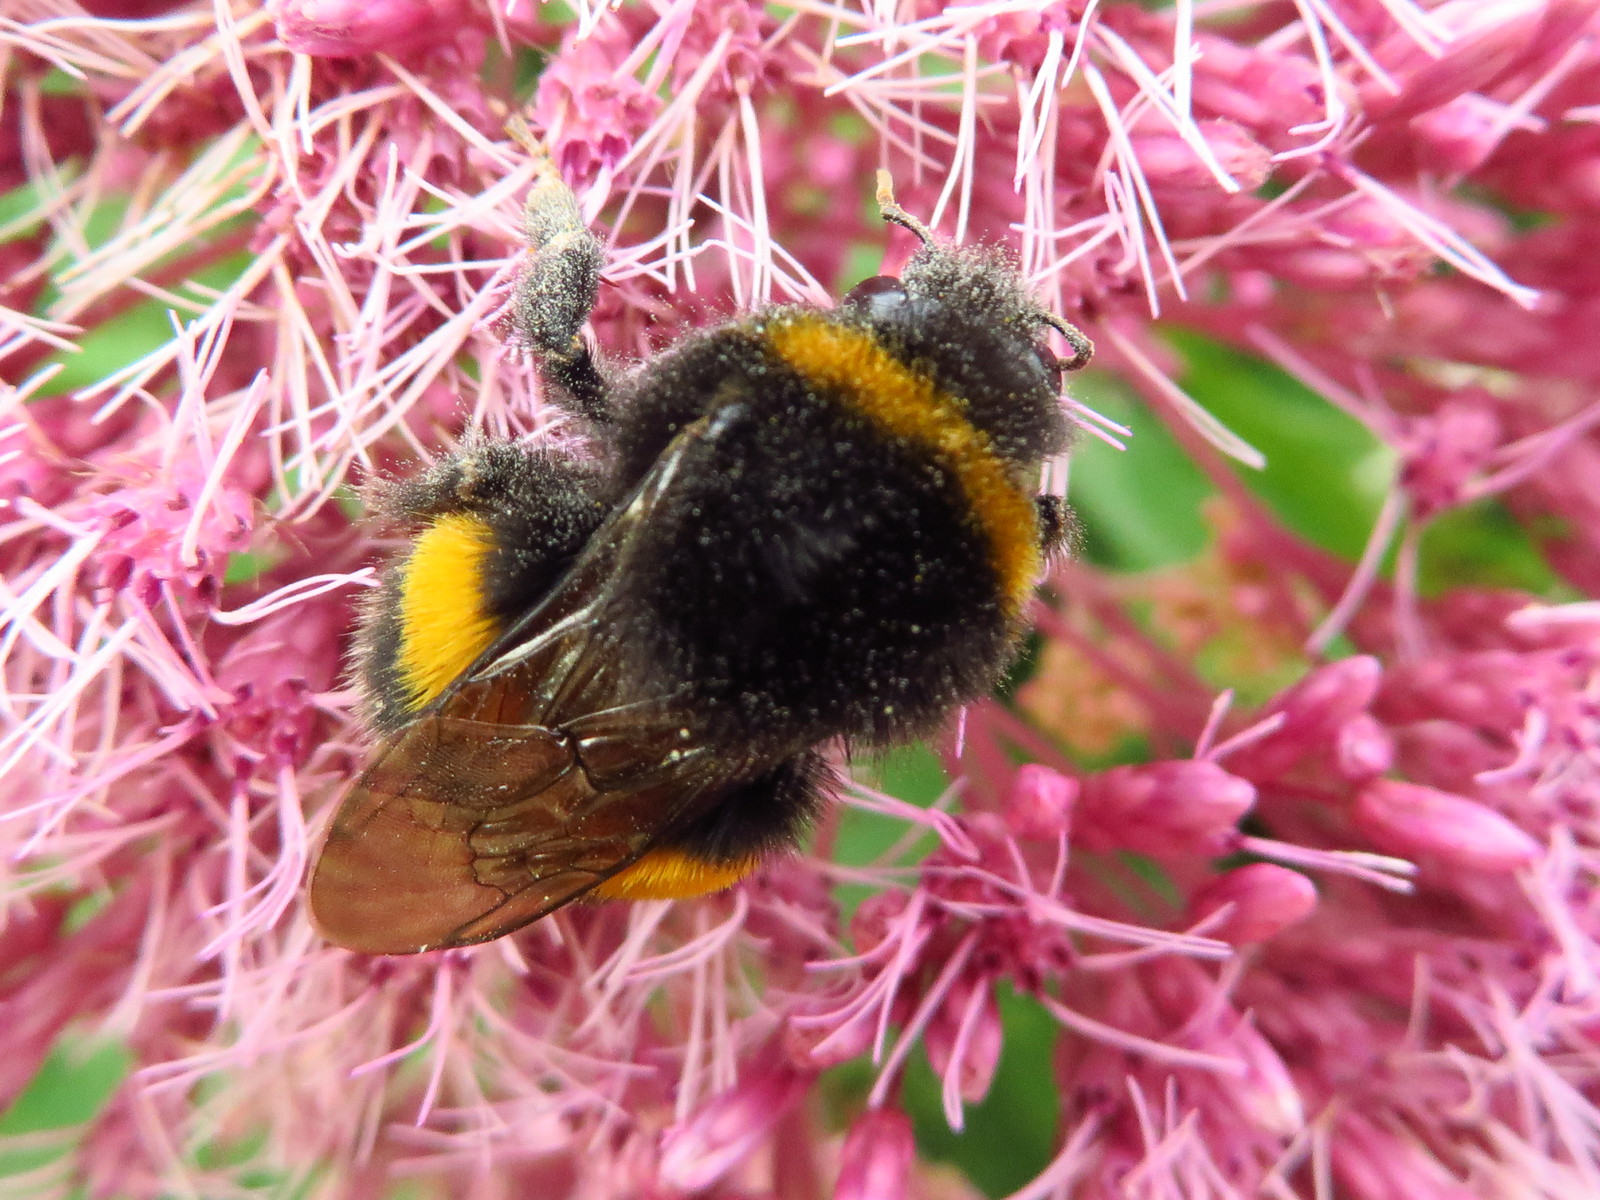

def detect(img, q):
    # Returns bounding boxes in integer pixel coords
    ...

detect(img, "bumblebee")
[309,166,1092,954]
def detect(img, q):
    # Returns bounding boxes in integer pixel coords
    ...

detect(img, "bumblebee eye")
[841,275,908,320]
[1031,337,1064,393]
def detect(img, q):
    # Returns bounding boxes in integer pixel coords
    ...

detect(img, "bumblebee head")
[838,181,1093,471]
[842,254,1089,377]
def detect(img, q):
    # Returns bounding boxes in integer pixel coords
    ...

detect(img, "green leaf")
[833,744,949,922]
[39,249,257,399]
[223,551,276,586]
[1417,499,1565,597]
[904,985,1062,1197]
[1067,371,1213,571]
[0,1038,130,1177]
[1164,329,1396,561]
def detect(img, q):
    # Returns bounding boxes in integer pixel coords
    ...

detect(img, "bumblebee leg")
[1042,313,1094,372]
[1036,494,1075,560]
[511,153,611,422]
[874,169,935,247]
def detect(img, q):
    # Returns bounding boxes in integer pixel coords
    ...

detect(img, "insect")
[308,161,1092,954]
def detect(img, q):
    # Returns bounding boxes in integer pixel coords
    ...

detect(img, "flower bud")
[1230,1016,1306,1135]
[1354,780,1541,873]
[275,0,460,56]
[1412,95,1510,176]
[1004,764,1077,839]
[658,1063,809,1191]
[1228,657,1382,781]
[848,889,912,956]
[1393,720,1503,791]
[1380,651,1534,733]
[924,978,1002,1114]
[533,27,662,181]
[1188,35,1325,136]
[1129,120,1271,194]
[1080,761,1255,853]
[1398,400,1502,520]
[784,1008,874,1070]
[1335,714,1395,781]
[834,1109,914,1200]
[1189,864,1318,944]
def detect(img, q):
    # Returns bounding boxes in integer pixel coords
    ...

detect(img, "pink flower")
[1227,657,1385,782]
[1188,863,1319,944]
[658,1060,810,1191]
[274,0,466,57]
[1003,762,1077,839]
[834,1109,914,1200]
[1355,779,1543,873]
[4,0,1599,1196]
[531,23,661,183]
[1077,760,1257,855]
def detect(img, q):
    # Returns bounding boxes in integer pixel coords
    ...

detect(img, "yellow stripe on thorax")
[593,848,761,900]
[397,513,501,706]
[765,314,1040,617]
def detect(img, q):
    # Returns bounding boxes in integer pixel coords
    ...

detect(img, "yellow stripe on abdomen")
[593,848,761,900]
[764,315,1040,618]
[396,513,501,706]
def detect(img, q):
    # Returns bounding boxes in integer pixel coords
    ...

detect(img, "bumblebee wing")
[310,707,582,954]
[309,694,738,953]
[311,415,756,954]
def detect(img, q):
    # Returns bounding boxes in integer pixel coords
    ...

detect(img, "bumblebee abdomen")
[394,514,502,706]
[355,513,502,735]
[355,445,610,734]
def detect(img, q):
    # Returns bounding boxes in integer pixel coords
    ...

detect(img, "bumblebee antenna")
[1042,312,1094,372]
[875,169,935,247]
[505,112,542,157]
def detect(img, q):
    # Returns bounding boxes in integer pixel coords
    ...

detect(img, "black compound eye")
[1031,337,1064,392]
[841,275,909,320]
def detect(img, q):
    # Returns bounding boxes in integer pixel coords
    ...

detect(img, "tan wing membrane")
[311,703,738,952]
[310,713,581,953]
[309,787,505,955]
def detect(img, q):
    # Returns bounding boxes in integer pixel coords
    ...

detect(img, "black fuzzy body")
[348,206,1086,906]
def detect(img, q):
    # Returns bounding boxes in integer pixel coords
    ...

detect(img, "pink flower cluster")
[3,0,1599,1196]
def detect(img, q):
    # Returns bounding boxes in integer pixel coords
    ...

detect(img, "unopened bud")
[1004,764,1077,839]
[659,1063,809,1191]
[1335,714,1395,781]
[1412,95,1509,175]
[1130,120,1271,194]
[924,979,1002,1114]
[835,1109,914,1200]
[1231,1017,1306,1135]
[1080,761,1255,853]
[1228,657,1382,781]
[1394,719,1502,791]
[1189,864,1318,944]
[785,1009,874,1070]
[276,0,458,56]
[1354,780,1541,873]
